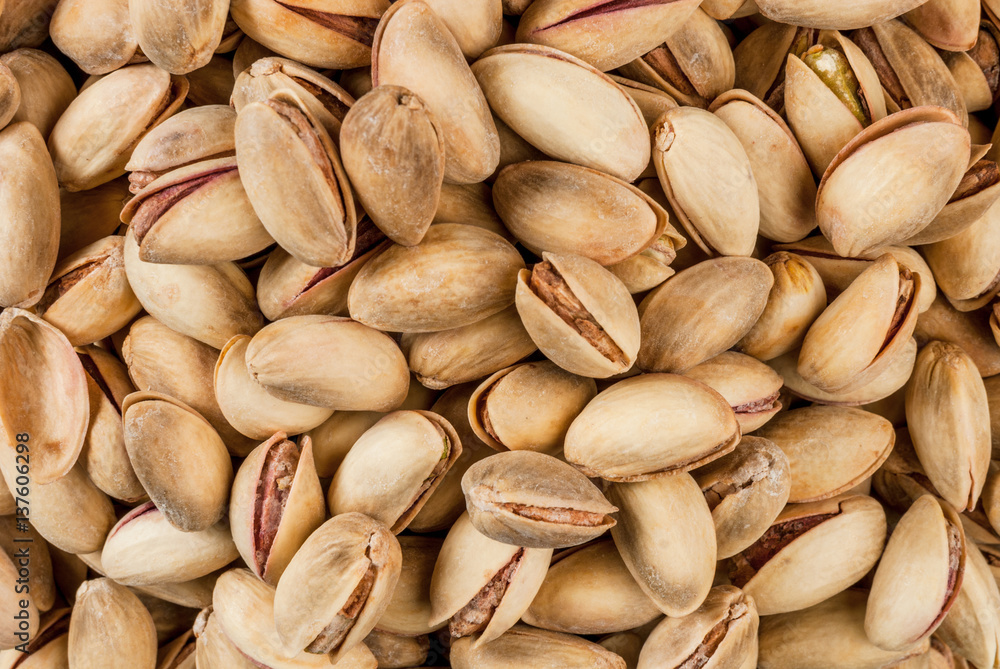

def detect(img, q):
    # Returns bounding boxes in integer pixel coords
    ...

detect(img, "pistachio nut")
[694,436,792,559]
[736,252,827,362]
[132,572,217,610]
[0,122,59,308]
[350,224,524,333]
[123,227,264,349]
[101,502,239,586]
[944,34,1000,114]
[328,410,462,533]
[728,494,887,615]
[273,513,401,662]
[565,373,739,481]
[339,85,445,246]
[637,586,759,669]
[490,113,548,179]
[683,352,784,433]
[411,0,498,61]
[617,8,735,108]
[58,178,132,261]
[35,236,141,345]
[433,182,508,236]
[376,535,445,636]
[468,361,596,454]
[638,257,772,373]
[923,197,1000,311]
[472,44,649,182]
[429,512,552,646]
[235,88,357,268]
[755,406,895,503]
[229,0,389,69]
[0,608,70,668]
[0,48,76,139]
[492,160,672,266]
[450,624,626,669]
[521,540,661,635]
[701,0,758,19]
[733,23,816,111]
[68,579,157,669]
[360,630,427,668]
[401,305,537,390]
[755,0,928,31]
[652,106,759,256]
[906,340,991,511]
[48,64,188,192]
[515,0,701,73]
[935,542,1000,668]
[904,0,979,51]
[193,607,259,669]
[797,254,919,393]
[49,0,141,74]
[606,473,717,617]
[129,0,229,74]
[605,225,686,294]
[373,0,500,184]
[0,308,89,484]
[865,495,966,651]
[908,155,1000,245]
[0,527,49,648]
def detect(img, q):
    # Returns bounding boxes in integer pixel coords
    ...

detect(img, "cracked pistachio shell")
[0,122,58,308]
[423,0,502,60]
[923,197,1000,311]
[473,44,649,182]
[0,62,16,130]
[638,257,772,373]
[866,495,966,651]
[755,406,895,503]
[906,340,991,512]
[653,107,759,256]
[235,88,357,268]
[0,49,76,140]
[329,410,462,533]
[245,315,409,410]
[617,8,734,108]
[451,624,626,669]
[76,345,144,504]
[462,451,616,549]
[606,473,716,617]
[215,335,333,440]
[340,86,445,247]
[516,0,701,73]
[68,579,157,669]
[125,104,236,192]
[798,255,919,393]
[229,0,389,69]
[123,228,264,349]
[102,502,238,586]
[944,46,996,114]
[605,225,686,294]
[908,155,1000,245]
[521,540,660,635]
[122,316,255,456]
[468,361,596,454]
[710,90,817,243]
[694,436,791,559]
[229,433,324,585]
[736,252,827,362]
[566,374,739,481]
[120,157,275,265]
[732,22,801,103]
[350,224,523,333]
[816,108,969,256]
[376,536,444,636]
[48,64,188,192]
[0,309,89,484]
[121,391,233,532]
[755,0,927,30]
[49,0,140,74]
[493,160,671,266]
[129,0,228,74]
[905,0,979,51]
[758,590,930,669]
[936,542,1000,668]
[373,0,499,184]
[401,305,537,390]
[728,494,887,616]
[35,236,141,346]
[429,512,552,647]
[638,586,759,669]
[515,253,639,378]
[273,513,401,662]
[683,352,784,433]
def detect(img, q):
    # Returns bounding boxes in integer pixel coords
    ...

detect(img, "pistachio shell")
[68,579,157,669]
[916,294,1000,377]
[0,62,18,131]
[129,0,229,74]
[905,0,979,51]
[376,536,445,636]
[754,0,928,30]
[0,49,76,140]
[49,0,140,74]
[433,182,508,235]
[59,178,132,261]
[450,624,626,669]
[935,542,1000,668]
[923,197,1000,310]
[683,352,784,433]
[908,156,1000,245]
[423,0,502,60]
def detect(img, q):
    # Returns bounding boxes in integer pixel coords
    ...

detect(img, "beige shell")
[129,0,228,74]
[905,0,979,51]
[68,579,157,669]
[917,294,1000,377]
[935,542,1000,668]
[923,197,1000,311]
[451,624,626,669]
[472,44,650,182]
[373,0,499,184]
[58,178,133,261]
[423,0,502,60]
[907,156,1000,245]
[754,0,928,30]
[126,103,235,186]
[0,49,76,139]
[683,352,784,433]
[376,536,445,636]
[49,0,140,74]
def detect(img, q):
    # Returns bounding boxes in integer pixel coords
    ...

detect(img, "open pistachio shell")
[229,433,326,585]
[683,352,783,433]
[755,0,928,30]
[907,156,1000,245]
[935,542,1000,668]
[373,0,499,184]
[0,48,76,140]
[129,0,228,74]
[923,197,1000,311]
[451,624,626,669]
[68,579,157,669]
[472,43,650,182]
[376,536,445,636]
[49,0,141,74]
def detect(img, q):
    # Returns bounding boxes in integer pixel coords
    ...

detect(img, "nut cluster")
[3,0,1000,668]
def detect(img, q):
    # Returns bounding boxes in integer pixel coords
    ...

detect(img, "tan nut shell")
[129,0,229,74]
[126,104,236,178]
[0,49,76,140]
[49,0,140,74]
[755,0,928,30]
[923,197,1000,311]
[376,536,445,636]
[68,579,157,669]
[906,0,980,51]
[422,0,502,60]
[908,157,1000,245]
[935,542,1000,669]
[450,624,626,669]
[684,352,784,433]
[917,294,1000,377]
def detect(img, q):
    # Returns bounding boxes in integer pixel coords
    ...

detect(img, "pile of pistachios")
[5,0,1000,667]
